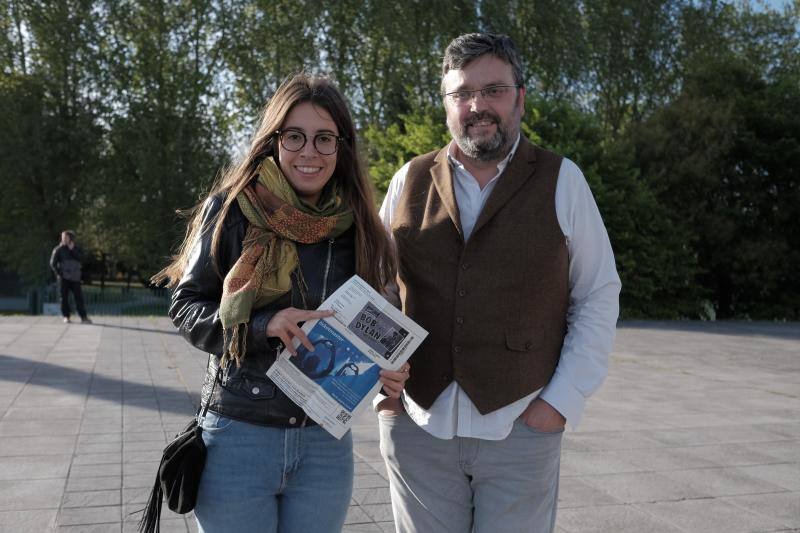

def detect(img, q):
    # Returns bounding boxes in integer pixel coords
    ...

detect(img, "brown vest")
[392,138,569,414]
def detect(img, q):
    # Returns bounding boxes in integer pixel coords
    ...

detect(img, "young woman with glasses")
[153,73,410,532]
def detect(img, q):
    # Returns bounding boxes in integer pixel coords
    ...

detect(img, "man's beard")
[448,110,516,162]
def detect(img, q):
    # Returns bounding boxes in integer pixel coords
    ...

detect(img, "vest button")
[458,289,466,297]
[289,417,297,425]
[525,342,533,350]
[251,386,260,395]
[455,316,464,325]
[454,345,462,353]
[442,374,451,382]
[461,263,470,270]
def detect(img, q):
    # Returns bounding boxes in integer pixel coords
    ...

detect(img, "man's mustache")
[463,111,500,128]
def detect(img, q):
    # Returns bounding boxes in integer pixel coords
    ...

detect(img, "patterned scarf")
[219,157,353,367]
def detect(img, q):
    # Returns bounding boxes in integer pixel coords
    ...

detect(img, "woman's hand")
[266,307,335,355]
[378,362,410,398]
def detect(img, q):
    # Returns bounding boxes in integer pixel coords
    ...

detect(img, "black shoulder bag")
[138,367,220,533]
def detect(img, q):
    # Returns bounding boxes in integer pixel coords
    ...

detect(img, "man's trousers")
[379,411,562,533]
[59,279,87,320]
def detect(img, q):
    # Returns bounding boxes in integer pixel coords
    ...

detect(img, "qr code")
[336,410,352,424]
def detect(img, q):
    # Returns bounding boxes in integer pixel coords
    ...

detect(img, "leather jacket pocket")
[225,372,277,401]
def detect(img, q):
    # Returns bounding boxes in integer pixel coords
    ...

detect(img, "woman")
[154,73,408,532]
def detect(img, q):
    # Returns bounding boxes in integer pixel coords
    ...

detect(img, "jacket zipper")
[301,238,334,429]
[321,238,334,301]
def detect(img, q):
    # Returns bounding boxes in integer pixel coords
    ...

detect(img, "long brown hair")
[153,73,396,291]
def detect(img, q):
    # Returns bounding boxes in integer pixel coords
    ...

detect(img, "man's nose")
[469,92,489,112]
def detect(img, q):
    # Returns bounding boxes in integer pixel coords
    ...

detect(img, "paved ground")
[0,316,797,532]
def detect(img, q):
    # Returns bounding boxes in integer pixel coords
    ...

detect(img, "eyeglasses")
[276,129,344,156]
[444,84,520,104]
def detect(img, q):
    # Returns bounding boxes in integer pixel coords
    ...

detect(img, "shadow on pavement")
[0,353,196,416]
[88,321,179,336]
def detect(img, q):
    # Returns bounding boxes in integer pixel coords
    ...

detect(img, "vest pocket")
[505,329,539,352]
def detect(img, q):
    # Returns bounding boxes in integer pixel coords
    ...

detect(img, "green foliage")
[362,105,450,195]
[86,0,229,279]
[629,2,800,319]
[222,0,323,124]
[523,96,705,318]
[321,0,479,125]
[0,0,797,318]
[0,74,66,284]
[0,0,104,285]
[480,0,589,98]
[634,51,800,319]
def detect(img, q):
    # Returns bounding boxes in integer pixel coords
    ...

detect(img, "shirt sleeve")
[379,161,411,306]
[539,158,621,429]
[373,162,411,409]
[379,162,410,230]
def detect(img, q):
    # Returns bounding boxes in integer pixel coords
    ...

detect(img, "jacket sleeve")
[49,247,61,277]
[69,246,83,262]
[168,196,277,357]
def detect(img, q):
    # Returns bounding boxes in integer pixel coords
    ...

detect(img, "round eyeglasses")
[276,129,344,156]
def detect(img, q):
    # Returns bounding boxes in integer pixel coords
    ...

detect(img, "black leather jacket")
[169,193,356,427]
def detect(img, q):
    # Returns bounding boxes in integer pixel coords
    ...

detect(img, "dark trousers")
[59,279,87,319]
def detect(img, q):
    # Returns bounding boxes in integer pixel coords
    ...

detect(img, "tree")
[0,0,103,284]
[220,0,322,126]
[320,0,478,125]
[362,104,449,196]
[524,95,704,318]
[87,0,229,280]
[635,49,800,318]
[479,0,589,99]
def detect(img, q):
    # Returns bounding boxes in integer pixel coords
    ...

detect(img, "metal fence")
[25,283,171,317]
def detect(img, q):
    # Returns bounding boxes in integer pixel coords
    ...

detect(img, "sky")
[756,0,795,10]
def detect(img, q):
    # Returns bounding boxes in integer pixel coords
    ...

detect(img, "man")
[50,230,91,324]
[377,33,620,532]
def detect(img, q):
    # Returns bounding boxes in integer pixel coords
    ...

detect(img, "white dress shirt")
[379,137,621,439]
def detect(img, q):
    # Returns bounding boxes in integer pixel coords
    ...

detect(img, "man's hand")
[379,362,410,398]
[520,398,566,432]
[265,307,335,355]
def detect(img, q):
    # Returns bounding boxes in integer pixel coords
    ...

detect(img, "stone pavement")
[0,316,797,532]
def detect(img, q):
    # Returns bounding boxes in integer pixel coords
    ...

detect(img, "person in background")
[154,73,410,533]
[49,230,91,324]
[377,33,621,532]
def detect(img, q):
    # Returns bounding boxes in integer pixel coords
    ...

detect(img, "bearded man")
[376,33,621,533]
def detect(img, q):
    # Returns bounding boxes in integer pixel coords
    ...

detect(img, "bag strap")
[138,356,221,533]
[197,355,221,419]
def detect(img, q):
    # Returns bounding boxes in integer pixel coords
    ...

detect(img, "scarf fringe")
[221,323,248,369]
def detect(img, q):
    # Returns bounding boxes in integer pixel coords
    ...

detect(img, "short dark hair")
[441,33,524,94]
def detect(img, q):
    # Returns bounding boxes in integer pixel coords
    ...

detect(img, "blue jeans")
[195,412,354,533]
